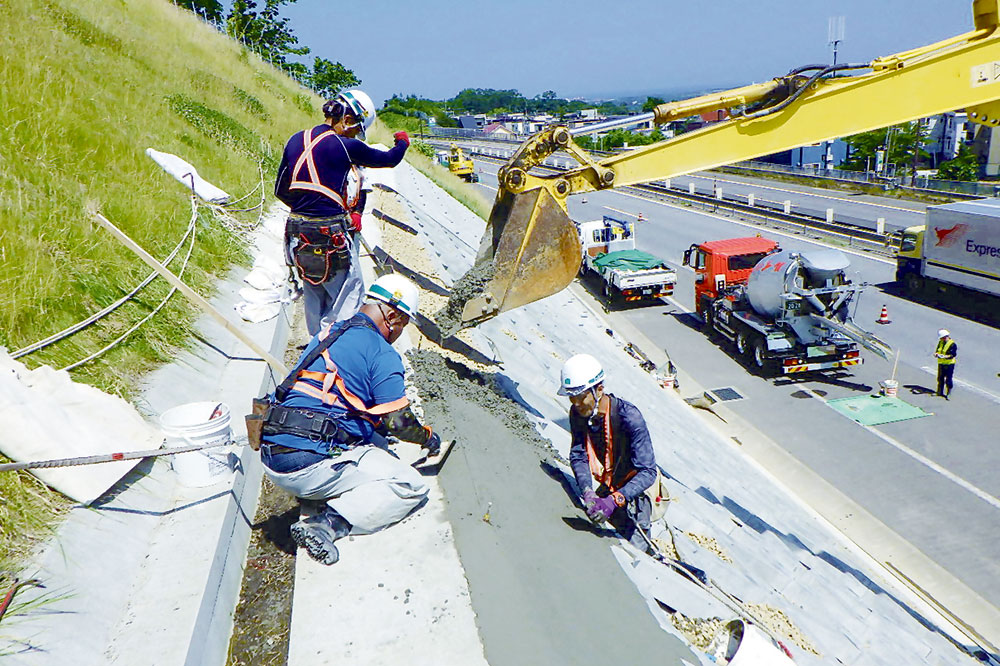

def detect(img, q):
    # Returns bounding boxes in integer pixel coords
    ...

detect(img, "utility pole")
[828,16,845,68]
[825,16,846,170]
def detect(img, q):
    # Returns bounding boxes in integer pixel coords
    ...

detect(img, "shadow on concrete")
[773,371,872,393]
[693,485,991,661]
[254,506,299,556]
[371,208,418,235]
[494,373,546,418]
[875,281,1000,331]
[904,383,936,396]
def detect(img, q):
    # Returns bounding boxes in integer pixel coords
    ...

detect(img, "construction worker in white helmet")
[560,354,658,552]
[258,274,441,565]
[934,329,957,399]
[275,88,412,335]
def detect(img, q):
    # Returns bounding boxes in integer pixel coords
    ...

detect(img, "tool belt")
[261,404,360,450]
[287,215,352,286]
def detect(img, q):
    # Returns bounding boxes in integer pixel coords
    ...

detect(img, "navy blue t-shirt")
[274,125,407,217]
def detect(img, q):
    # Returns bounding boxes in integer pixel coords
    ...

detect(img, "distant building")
[924,112,968,166]
[457,114,487,130]
[484,122,515,138]
[971,124,1000,177]
[759,139,848,169]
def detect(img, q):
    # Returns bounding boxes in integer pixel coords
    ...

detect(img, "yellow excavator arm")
[442,0,1000,332]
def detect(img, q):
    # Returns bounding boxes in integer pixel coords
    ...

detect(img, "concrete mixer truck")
[682,237,890,374]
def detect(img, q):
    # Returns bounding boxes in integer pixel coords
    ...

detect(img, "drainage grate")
[706,387,745,402]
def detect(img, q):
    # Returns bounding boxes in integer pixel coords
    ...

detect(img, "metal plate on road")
[706,387,745,402]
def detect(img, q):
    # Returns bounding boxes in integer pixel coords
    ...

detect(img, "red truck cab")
[683,237,779,315]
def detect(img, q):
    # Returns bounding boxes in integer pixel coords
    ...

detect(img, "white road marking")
[805,388,1000,511]
[919,365,1000,405]
[604,206,637,218]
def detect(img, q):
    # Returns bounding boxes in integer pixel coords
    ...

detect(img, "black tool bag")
[288,217,352,286]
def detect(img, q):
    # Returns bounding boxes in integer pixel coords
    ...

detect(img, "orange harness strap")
[584,404,636,494]
[288,128,350,209]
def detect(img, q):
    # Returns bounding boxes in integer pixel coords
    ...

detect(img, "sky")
[281,0,974,106]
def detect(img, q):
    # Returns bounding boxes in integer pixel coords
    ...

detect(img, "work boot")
[290,508,351,565]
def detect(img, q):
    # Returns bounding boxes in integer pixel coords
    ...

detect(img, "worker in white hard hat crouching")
[258,275,440,565]
[561,354,659,552]
[934,329,958,400]
[275,88,412,335]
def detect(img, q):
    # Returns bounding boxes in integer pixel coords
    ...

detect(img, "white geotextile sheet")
[236,207,292,323]
[146,148,231,203]
[0,349,163,504]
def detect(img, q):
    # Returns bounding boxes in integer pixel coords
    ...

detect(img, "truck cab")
[683,237,779,318]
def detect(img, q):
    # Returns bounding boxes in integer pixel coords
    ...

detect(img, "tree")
[227,0,309,70]
[309,58,361,98]
[178,0,224,23]
[936,144,979,181]
[841,122,928,174]
[642,96,665,113]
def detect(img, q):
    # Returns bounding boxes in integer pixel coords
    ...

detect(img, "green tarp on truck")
[593,250,670,272]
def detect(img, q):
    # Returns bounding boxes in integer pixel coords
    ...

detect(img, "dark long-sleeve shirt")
[569,395,657,502]
[274,124,407,217]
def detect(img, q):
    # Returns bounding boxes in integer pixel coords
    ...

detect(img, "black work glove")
[423,431,442,456]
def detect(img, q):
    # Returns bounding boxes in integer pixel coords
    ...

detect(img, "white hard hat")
[938,329,950,338]
[558,354,605,396]
[366,274,418,317]
[337,89,376,138]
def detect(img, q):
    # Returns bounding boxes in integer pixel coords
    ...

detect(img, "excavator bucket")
[437,186,581,334]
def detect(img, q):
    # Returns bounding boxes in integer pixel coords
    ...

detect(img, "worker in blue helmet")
[275,88,412,335]
[259,274,441,565]
[561,354,658,552]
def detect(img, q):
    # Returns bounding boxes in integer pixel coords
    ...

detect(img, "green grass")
[370,121,493,221]
[0,0,326,570]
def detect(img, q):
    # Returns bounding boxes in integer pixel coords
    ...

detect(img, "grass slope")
[0,0,322,570]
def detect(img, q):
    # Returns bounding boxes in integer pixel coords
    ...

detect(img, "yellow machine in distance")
[444,0,1000,332]
[447,144,479,183]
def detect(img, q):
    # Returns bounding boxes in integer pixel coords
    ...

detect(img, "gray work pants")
[262,446,429,535]
[609,494,652,552]
[286,232,364,335]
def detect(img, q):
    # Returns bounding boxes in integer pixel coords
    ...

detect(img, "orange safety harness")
[584,404,638,494]
[281,317,408,427]
[288,127,362,212]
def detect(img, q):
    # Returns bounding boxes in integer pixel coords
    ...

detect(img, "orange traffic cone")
[637,212,645,222]
[876,304,891,324]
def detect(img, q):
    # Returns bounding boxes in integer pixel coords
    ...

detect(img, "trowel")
[413,439,455,475]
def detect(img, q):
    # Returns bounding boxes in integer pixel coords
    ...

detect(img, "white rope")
[11,197,199,359]
[61,212,197,371]
[13,160,268,368]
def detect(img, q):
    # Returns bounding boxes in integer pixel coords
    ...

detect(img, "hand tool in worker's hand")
[413,438,455,474]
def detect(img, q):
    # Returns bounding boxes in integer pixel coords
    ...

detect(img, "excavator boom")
[440,0,1000,331]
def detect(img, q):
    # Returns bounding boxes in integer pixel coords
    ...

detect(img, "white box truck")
[896,198,1000,300]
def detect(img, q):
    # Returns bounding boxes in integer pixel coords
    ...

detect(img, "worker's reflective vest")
[935,338,957,365]
[288,319,408,424]
[288,127,362,212]
[584,398,635,493]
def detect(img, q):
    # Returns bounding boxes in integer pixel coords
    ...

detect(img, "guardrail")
[421,130,994,200]
[426,138,900,253]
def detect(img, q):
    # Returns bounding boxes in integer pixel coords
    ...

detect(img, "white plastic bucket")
[708,620,795,665]
[881,379,899,397]
[658,373,676,389]
[160,401,233,487]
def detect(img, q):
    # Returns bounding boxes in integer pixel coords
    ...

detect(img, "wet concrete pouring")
[407,349,696,664]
